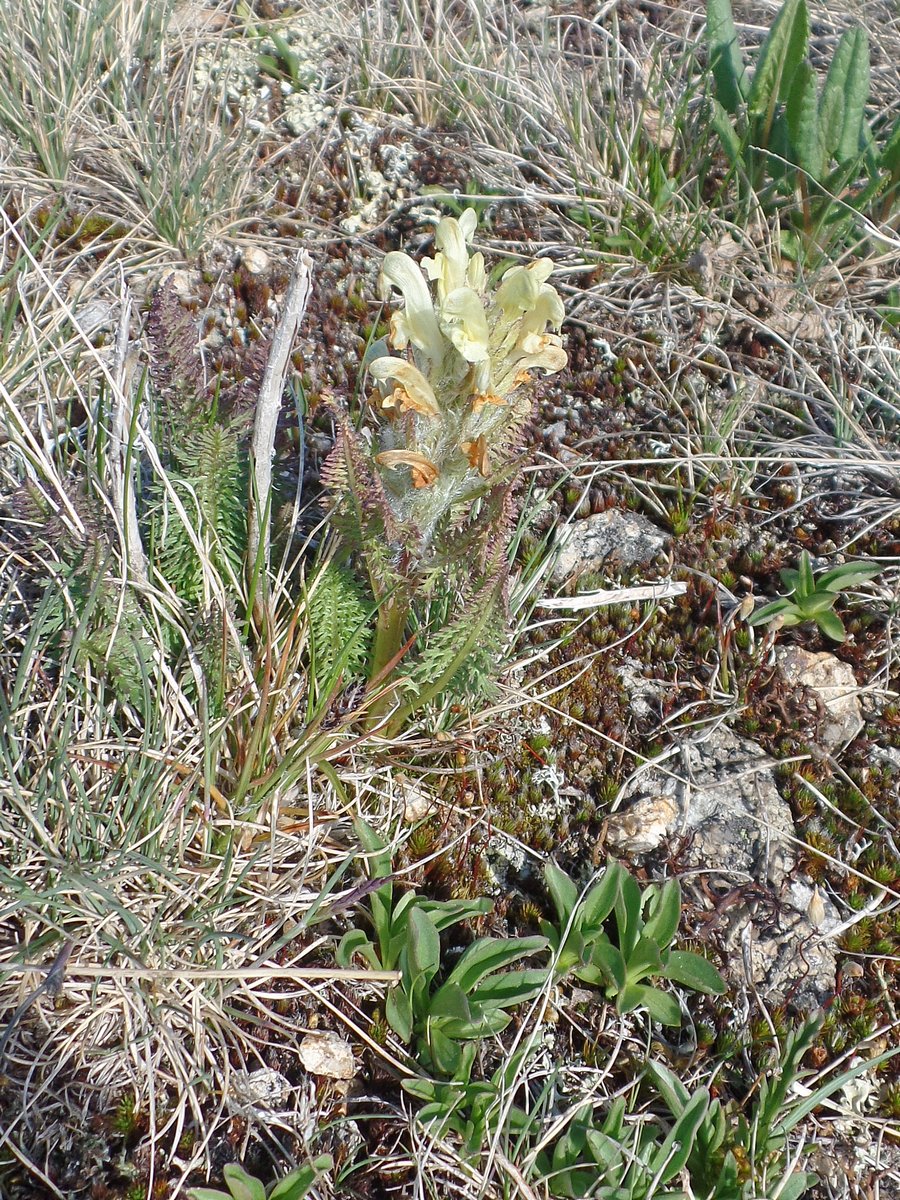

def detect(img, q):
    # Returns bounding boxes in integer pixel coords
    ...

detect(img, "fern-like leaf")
[308,562,373,685]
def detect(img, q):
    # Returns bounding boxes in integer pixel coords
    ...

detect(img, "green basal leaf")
[427,1025,465,1078]
[222,1166,266,1200]
[407,906,442,989]
[785,61,824,179]
[747,0,809,120]
[443,935,547,994]
[641,877,682,951]
[775,1172,820,1200]
[385,982,413,1042]
[779,567,801,592]
[816,560,881,591]
[421,896,493,932]
[187,1191,231,1200]
[795,590,838,616]
[268,1157,334,1200]
[428,981,473,1022]
[814,609,846,641]
[620,982,682,1026]
[581,862,622,928]
[623,933,665,984]
[648,1087,710,1183]
[775,1045,900,1134]
[544,859,581,925]
[336,929,380,971]
[615,870,643,958]
[747,597,795,626]
[592,941,627,992]
[664,949,727,995]
[466,967,549,1009]
[797,550,815,598]
[647,1059,692,1114]
[710,98,744,166]
[706,0,750,114]
[834,27,869,164]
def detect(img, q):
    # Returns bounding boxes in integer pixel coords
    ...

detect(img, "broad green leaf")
[780,567,801,591]
[427,1025,464,1077]
[797,550,815,598]
[581,863,622,927]
[354,817,392,878]
[269,1157,334,1200]
[465,967,549,1009]
[336,929,380,970]
[641,878,681,950]
[818,29,857,161]
[664,949,727,994]
[222,1166,265,1200]
[623,933,665,983]
[647,1059,691,1115]
[747,597,795,626]
[775,1172,820,1200]
[401,1077,440,1103]
[648,1087,710,1183]
[796,590,838,616]
[785,62,824,179]
[444,935,547,993]
[385,982,413,1042]
[710,99,744,166]
[615,870,642,957]
[747,0,809,120]
[834,27,869,164]
[620,982,682,1025]
[592,941,627,992]
[544,859,580,925]
[187,1191,230,1200]
[428,981,473,1022]
[407,906,441,989]
[420,896,493,932]
[706,0,749,113]
[815,609,846,641]
[436,1005,511,1041]
[817,560,881,591]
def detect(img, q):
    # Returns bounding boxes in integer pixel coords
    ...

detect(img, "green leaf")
[407,906,441,990]
[615,870,642,958]
[817,560,881,592]
[748,0,809,119]
[785,62,824,179]
[648,1087,710,1184]
[815,609,846,641]
[833,27,870,164]
[187,1191,231,1200]
[646,1059,691,1115]
[465,968,549,1009]
[780,567,801,592]
[544,860,580,925]
[748,597,795,627]
[797,550,815,598]
[664,949,727,994]
[222,1166,265,1200]
[774,1172,820,1200]
[775,1046,900,1134]
[581,863,622,928]
[592,941,627,993]
[385,983,413,1042]
[336,929,380,970]
[268,1157,334,1200]
[641,878,681,951]
[623,933,665,984]
[710,100,744,167]
[619,982,682,1025]
[421,897,493,932]
[427,1026,464,1078]
[443,935,547,994]
[706,0,749,113]
[796,590,838,617]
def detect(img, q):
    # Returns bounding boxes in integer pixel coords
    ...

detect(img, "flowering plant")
[320,210,567,727]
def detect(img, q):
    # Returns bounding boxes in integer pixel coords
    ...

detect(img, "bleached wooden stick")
[248,250,313,594]
[536,581,688,610]
[109,286,148,585]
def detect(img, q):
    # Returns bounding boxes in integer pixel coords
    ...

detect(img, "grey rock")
[612,727,836,1004]
[776,646,864,751]
[551,509,670,583]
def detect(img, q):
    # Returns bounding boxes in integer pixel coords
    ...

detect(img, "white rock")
[299,1031,355,1080]
[606,793,678,855]
[776,646,864,750]
[229,1066,292,1110]
[242,245,270,275]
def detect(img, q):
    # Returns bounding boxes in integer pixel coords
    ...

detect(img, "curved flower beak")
[375,450,440,488]
[461,434,490,476]
[422,210,479,302]
[368,357,441,418]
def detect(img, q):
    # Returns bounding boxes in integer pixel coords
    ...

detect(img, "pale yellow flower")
[368,357,441,418]
[375,450,440,488]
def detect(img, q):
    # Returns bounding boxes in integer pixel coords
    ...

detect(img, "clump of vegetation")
[748,550,881,641]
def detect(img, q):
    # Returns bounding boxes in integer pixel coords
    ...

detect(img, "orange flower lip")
[375,450,440,488]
